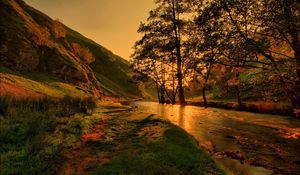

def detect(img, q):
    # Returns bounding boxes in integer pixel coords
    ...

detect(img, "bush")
[52,19,66,39]
[245,101,292,115]
[72,43,95,64]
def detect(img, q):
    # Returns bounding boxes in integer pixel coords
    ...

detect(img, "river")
[131,101,300,175]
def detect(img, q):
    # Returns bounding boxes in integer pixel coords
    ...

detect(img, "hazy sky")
[24,0,155,60]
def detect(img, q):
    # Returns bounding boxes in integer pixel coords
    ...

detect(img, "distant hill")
[0,0,144,99]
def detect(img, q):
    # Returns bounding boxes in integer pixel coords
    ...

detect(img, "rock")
[224,151,245,162]
[226,135,235,139]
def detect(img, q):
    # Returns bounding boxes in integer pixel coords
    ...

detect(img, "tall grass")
[0,95,97,117]
[0,95,98,175]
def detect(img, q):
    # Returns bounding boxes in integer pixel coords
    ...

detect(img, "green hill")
[0,0,142,98]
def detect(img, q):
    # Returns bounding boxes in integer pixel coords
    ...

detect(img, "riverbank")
[125,97,297,117]
[126,99,296,117]
[0,99,224,175]
[187,100,296,116]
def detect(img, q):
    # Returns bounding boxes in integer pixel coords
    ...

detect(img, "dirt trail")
[59,113,112,175]
[59,125,105,174]
[58,111,164,175]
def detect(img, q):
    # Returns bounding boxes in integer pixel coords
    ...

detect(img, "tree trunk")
[235,85,242,109]
[235,72,242,109]
[171,0,185,105]
[202,86,207,106]
[171,60,177,104]
[156,82,161,103]
[202,63,212,107]
[160,85,165,104]
[177,65,186,104]
[294,43,300,107]
[164,86,176,104]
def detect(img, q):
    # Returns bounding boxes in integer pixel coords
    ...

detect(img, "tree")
[221,0,300,107]
[193,0,300,109]
[131,24,178,104]
[259,0,300,107]
[186,4,223,106]
[132,0,196,105]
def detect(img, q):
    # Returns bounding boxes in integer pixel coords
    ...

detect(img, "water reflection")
[133,101,300,175]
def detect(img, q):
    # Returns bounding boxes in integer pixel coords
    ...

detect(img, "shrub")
[250,101,292,115]
[52,19,66,39]
[72,43,95,64]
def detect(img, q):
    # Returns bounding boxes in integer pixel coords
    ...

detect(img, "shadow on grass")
[87,114,224,175]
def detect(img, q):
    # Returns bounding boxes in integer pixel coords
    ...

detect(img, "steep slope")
[0,0,141,98]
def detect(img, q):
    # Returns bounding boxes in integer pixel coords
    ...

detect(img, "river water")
[131,102,300,175]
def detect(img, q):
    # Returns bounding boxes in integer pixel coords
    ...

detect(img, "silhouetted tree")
[132,0,197,104]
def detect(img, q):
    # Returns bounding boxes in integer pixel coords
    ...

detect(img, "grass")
[0,67,88,98]
[95,127,223,175]
[1,96,224,175]
[0,95,97,116]
[69,113,225,175]
[1,111,59,175]
[0,95,98,175]
[66,27,142,97]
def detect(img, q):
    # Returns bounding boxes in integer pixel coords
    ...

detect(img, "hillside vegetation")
[0,0,142,98]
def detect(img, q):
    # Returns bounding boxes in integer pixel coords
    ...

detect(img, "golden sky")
[24,0,155,60]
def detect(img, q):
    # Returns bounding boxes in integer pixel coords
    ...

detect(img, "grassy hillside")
[66,28,140,97]
[0,0,142,98]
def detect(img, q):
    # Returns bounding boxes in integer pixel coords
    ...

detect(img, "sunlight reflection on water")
[133,101,300,175]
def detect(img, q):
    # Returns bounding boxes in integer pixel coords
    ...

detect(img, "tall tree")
[132,18,178,104]
[132,0,196,104]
